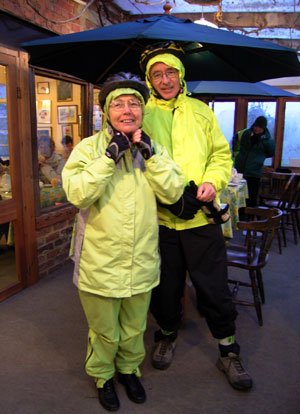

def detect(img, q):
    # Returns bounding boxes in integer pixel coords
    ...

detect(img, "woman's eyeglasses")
[109,100,142,111]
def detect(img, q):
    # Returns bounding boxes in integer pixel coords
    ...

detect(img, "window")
[247,101,276,166]
[209,101,236,148]
[282,101,300,167]
[35,75,83,208]
[93,87,102,134]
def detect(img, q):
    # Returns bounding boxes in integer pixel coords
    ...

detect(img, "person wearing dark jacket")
[233,116,275,208]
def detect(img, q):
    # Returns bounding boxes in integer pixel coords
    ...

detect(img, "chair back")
[260,172,294,205]
[237,207,282,265]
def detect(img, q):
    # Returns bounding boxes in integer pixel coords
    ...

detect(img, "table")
[220,180,249,238]
[0,185,67,208]
[40,185,67,208]
[0,186,67,246]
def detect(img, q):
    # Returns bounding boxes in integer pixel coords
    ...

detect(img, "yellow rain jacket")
[143,54,232,231]
[62,127,185,298]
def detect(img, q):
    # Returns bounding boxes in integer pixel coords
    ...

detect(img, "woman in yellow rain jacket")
[62,72,184,411]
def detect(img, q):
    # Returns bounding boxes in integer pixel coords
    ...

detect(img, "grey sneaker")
[152,338,176,370]
[216,352,253,391]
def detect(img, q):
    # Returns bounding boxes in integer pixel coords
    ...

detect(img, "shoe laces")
[159,339,170,356]
[228,353,245,374]
[105,379,115,394]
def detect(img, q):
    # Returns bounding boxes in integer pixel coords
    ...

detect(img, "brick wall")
[0,0,119,34]
[36,206,78,278]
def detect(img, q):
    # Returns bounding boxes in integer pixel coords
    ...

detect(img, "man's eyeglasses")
[109,100,142,112]
[150,68,178,83]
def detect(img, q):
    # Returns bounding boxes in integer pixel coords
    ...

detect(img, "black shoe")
[98,378,120,411]
[118,373,146,404]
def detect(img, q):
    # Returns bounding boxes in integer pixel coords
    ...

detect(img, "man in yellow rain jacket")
[62,72,185,411]
[140,42,253,391]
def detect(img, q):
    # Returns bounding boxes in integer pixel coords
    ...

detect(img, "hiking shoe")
[98,378,120,411]
[118,373,146,404]
[152,338,176,370]
[216,352,253,391]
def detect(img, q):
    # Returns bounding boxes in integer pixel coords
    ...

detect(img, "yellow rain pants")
[79,290,151,388]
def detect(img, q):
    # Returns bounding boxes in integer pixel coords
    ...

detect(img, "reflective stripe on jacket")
[62,130,185,298]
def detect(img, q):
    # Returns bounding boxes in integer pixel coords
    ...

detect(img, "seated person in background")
[38,135,65,186]
[61,135,74,161]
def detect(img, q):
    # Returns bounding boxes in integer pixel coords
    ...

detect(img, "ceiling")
[110,0,300,53]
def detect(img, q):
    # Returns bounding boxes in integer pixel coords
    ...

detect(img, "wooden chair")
[259,171,294,205]
[287,175,300,244]
[260,172,296,251]
[226,207,282,326]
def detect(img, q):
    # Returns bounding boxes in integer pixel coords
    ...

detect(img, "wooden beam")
[125,12,300,30]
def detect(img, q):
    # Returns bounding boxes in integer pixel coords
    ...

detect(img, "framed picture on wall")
[57,80,72,101]
[57,105,77,124]
[61,125,73,137]
[36,100,51,124]
[37,82,50,94]
[37,127,52,139]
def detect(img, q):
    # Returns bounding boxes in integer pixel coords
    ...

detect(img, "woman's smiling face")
[108,94,143,135]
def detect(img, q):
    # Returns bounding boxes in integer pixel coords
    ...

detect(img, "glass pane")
[247,101,276,166]
[0,66,17,288]
[0,65,12,200]
[282,101,300,167]
[0,221,17,290]
[209,101,236,148]
[93,88,102,134]
[35,75,83,208]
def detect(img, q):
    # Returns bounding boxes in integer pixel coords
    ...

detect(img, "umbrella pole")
[96,40,138,83]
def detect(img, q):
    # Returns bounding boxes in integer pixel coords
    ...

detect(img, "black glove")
[187,180,230,224]
[160,181,203,220]
[136,131,154,160]
[105,132,130,163]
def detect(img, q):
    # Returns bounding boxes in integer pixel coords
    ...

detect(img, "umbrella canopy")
[187,80,299,97]
[22,15,300,84]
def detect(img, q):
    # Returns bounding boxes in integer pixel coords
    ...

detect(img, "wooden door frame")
[0,46,38,301]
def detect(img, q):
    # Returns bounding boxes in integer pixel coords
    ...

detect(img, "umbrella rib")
[96,40,138,83]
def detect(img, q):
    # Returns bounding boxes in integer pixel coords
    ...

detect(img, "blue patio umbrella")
[22,15,300,84]
[186,81,299,97]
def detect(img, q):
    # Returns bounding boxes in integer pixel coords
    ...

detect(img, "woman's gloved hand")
[132,130,154,160]
[105,132,130,163]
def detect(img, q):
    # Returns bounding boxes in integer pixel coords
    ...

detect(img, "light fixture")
[194,6,218,28]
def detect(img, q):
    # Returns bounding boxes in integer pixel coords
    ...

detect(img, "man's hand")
[196,182,216,202]
[105,132,130,163]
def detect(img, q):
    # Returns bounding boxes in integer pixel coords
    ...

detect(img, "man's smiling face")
[149,62,181,100]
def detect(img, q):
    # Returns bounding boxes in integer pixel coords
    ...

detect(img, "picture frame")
[36,100,51,124]
[37,127,52,139]
[61,124,73,137]
[57,80,72,101]
[37,82,50,94]
[57,105,77,124]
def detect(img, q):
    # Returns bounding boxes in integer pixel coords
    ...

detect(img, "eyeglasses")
[109,99,142,112]
[150,68,179,83]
